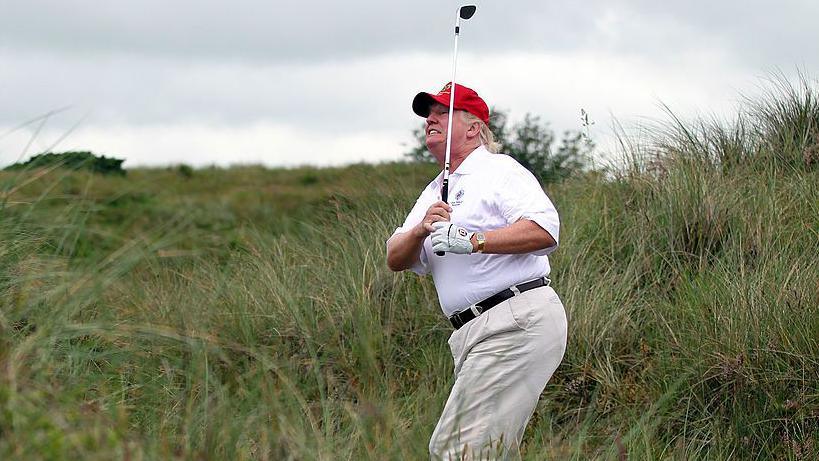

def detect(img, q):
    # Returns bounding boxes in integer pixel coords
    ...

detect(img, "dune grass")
[1,76,818,459]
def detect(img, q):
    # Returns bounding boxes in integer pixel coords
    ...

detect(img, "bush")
[405,107,593,183]
[4,151,126,176]
[176,164,194,178]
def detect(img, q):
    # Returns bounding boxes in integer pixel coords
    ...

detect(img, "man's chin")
[425,144,445,165]
[426,140,444,154]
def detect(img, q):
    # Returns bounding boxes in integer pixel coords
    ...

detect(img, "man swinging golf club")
[387,79,567,458]
[387,5,567,459]
[387,6,567,458]
[386,79,568,458]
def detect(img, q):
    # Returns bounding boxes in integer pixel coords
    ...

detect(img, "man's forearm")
[470,219,556,254]
[386,226,426,271]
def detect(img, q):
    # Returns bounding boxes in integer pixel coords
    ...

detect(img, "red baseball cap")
[412,82,490,125]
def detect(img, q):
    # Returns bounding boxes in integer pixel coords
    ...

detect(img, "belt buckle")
[450,304,484,330]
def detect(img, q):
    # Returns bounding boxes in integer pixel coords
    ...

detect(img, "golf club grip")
[435,180,449,256]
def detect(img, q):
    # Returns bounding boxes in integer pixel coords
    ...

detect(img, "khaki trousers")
[429,286,567,460]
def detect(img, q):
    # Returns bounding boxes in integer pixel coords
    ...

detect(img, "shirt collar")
[452,145,490,175]
[430,145,490,188]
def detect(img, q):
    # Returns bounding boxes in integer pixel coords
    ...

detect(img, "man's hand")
[414,201,452,238]
[431,222,475,255]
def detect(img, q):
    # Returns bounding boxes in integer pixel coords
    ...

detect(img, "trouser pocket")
[447,301,525,375]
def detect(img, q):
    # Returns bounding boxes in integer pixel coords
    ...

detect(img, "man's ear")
[467,122,481,139]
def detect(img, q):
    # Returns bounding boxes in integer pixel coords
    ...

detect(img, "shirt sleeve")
[386,192,433,275]
[495,164,560,256]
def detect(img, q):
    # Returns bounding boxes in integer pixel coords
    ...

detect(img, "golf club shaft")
[442,23,460,204]
[435,10,463,256]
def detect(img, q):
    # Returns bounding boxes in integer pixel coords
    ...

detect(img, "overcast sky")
[1,0,817,168]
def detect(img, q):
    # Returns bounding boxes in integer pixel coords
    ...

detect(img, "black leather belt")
[449,277,550,330]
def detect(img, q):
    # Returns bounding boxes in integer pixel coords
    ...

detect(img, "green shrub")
[4,151,125,176]
[405,107,592,183]
[176,164,194,178]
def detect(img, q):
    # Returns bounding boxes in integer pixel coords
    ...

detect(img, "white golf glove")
[431,222,474,255]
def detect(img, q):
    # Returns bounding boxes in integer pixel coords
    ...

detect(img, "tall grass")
[1,76,818,460]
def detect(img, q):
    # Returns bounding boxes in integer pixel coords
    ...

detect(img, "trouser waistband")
[449,277,551,330]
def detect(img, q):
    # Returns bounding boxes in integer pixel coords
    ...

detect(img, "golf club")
[436,4,477,256]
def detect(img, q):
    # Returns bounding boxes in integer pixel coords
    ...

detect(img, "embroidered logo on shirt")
[451,189,465,206]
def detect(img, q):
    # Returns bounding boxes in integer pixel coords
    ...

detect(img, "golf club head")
[459,5,476,20]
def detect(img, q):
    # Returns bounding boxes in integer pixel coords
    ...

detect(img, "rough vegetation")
[0,76,817,459]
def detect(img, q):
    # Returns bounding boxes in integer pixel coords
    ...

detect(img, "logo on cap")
[438,83,452,95]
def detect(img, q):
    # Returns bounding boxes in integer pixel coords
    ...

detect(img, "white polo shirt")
[388,146,560,316]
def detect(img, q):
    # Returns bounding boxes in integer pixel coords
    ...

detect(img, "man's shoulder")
[486,152,518,167]
[478,152,531,177]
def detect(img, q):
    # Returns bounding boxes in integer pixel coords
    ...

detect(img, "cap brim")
[412,92,448,118]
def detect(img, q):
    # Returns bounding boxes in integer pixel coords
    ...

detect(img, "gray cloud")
[6,1,815,65]
[1,1,476,63]
[2,0,818,168]
[0,48,433,131]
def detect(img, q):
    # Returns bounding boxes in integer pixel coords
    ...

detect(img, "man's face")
[424,102,470,163]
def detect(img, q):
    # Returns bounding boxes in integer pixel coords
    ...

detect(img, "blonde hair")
[462,111,501,153]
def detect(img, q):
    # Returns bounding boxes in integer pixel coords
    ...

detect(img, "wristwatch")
[474,232,486,253]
